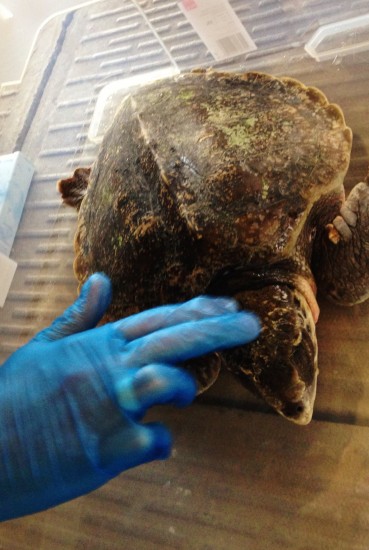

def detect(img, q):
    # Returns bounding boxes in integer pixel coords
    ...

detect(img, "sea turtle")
[58,69,369,425]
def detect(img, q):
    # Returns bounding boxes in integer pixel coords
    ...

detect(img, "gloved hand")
[0,273,260,522]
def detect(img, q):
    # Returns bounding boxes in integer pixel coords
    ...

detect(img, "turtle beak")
[277,368,318,425]
[255,325,319,425]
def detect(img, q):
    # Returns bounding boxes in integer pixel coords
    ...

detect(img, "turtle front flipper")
[314,180,369,305]
[57,167,91,210]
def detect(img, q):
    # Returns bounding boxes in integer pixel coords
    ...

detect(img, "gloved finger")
[115,365,197,420]
[32,273,112,342]
[114,295,240,341]
[123,312,261,367]
[98,421,172,476]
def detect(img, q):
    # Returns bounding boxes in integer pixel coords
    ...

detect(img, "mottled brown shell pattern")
[69,70,351,319]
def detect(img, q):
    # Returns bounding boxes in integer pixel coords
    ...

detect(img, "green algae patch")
[202,99,257,153]
[179,89,196,102]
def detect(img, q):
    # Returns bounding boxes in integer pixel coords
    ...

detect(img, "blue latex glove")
[0,273,260,521]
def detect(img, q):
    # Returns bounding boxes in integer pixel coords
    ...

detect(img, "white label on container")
[179,0,257,61]
[0,151,34,257]
[0,251,17,308]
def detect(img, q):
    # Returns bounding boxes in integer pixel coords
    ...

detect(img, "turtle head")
[226,284,318,425]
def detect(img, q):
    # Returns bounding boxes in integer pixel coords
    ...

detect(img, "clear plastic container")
[88,66,179,143]
[305,13,369,62]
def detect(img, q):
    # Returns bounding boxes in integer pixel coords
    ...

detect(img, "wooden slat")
[1,405,369,549]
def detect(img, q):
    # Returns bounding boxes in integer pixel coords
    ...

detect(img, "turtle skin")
[58,70,369,425]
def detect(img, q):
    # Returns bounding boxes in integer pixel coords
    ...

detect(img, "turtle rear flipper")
[314,179,369,305]
[57,167,91,210]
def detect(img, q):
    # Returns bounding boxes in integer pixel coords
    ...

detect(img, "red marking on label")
[182,0,198,10]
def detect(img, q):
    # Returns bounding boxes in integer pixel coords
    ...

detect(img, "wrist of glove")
[0,274,260,521]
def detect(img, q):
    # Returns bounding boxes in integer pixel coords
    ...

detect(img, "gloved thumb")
[32,273,112,342]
